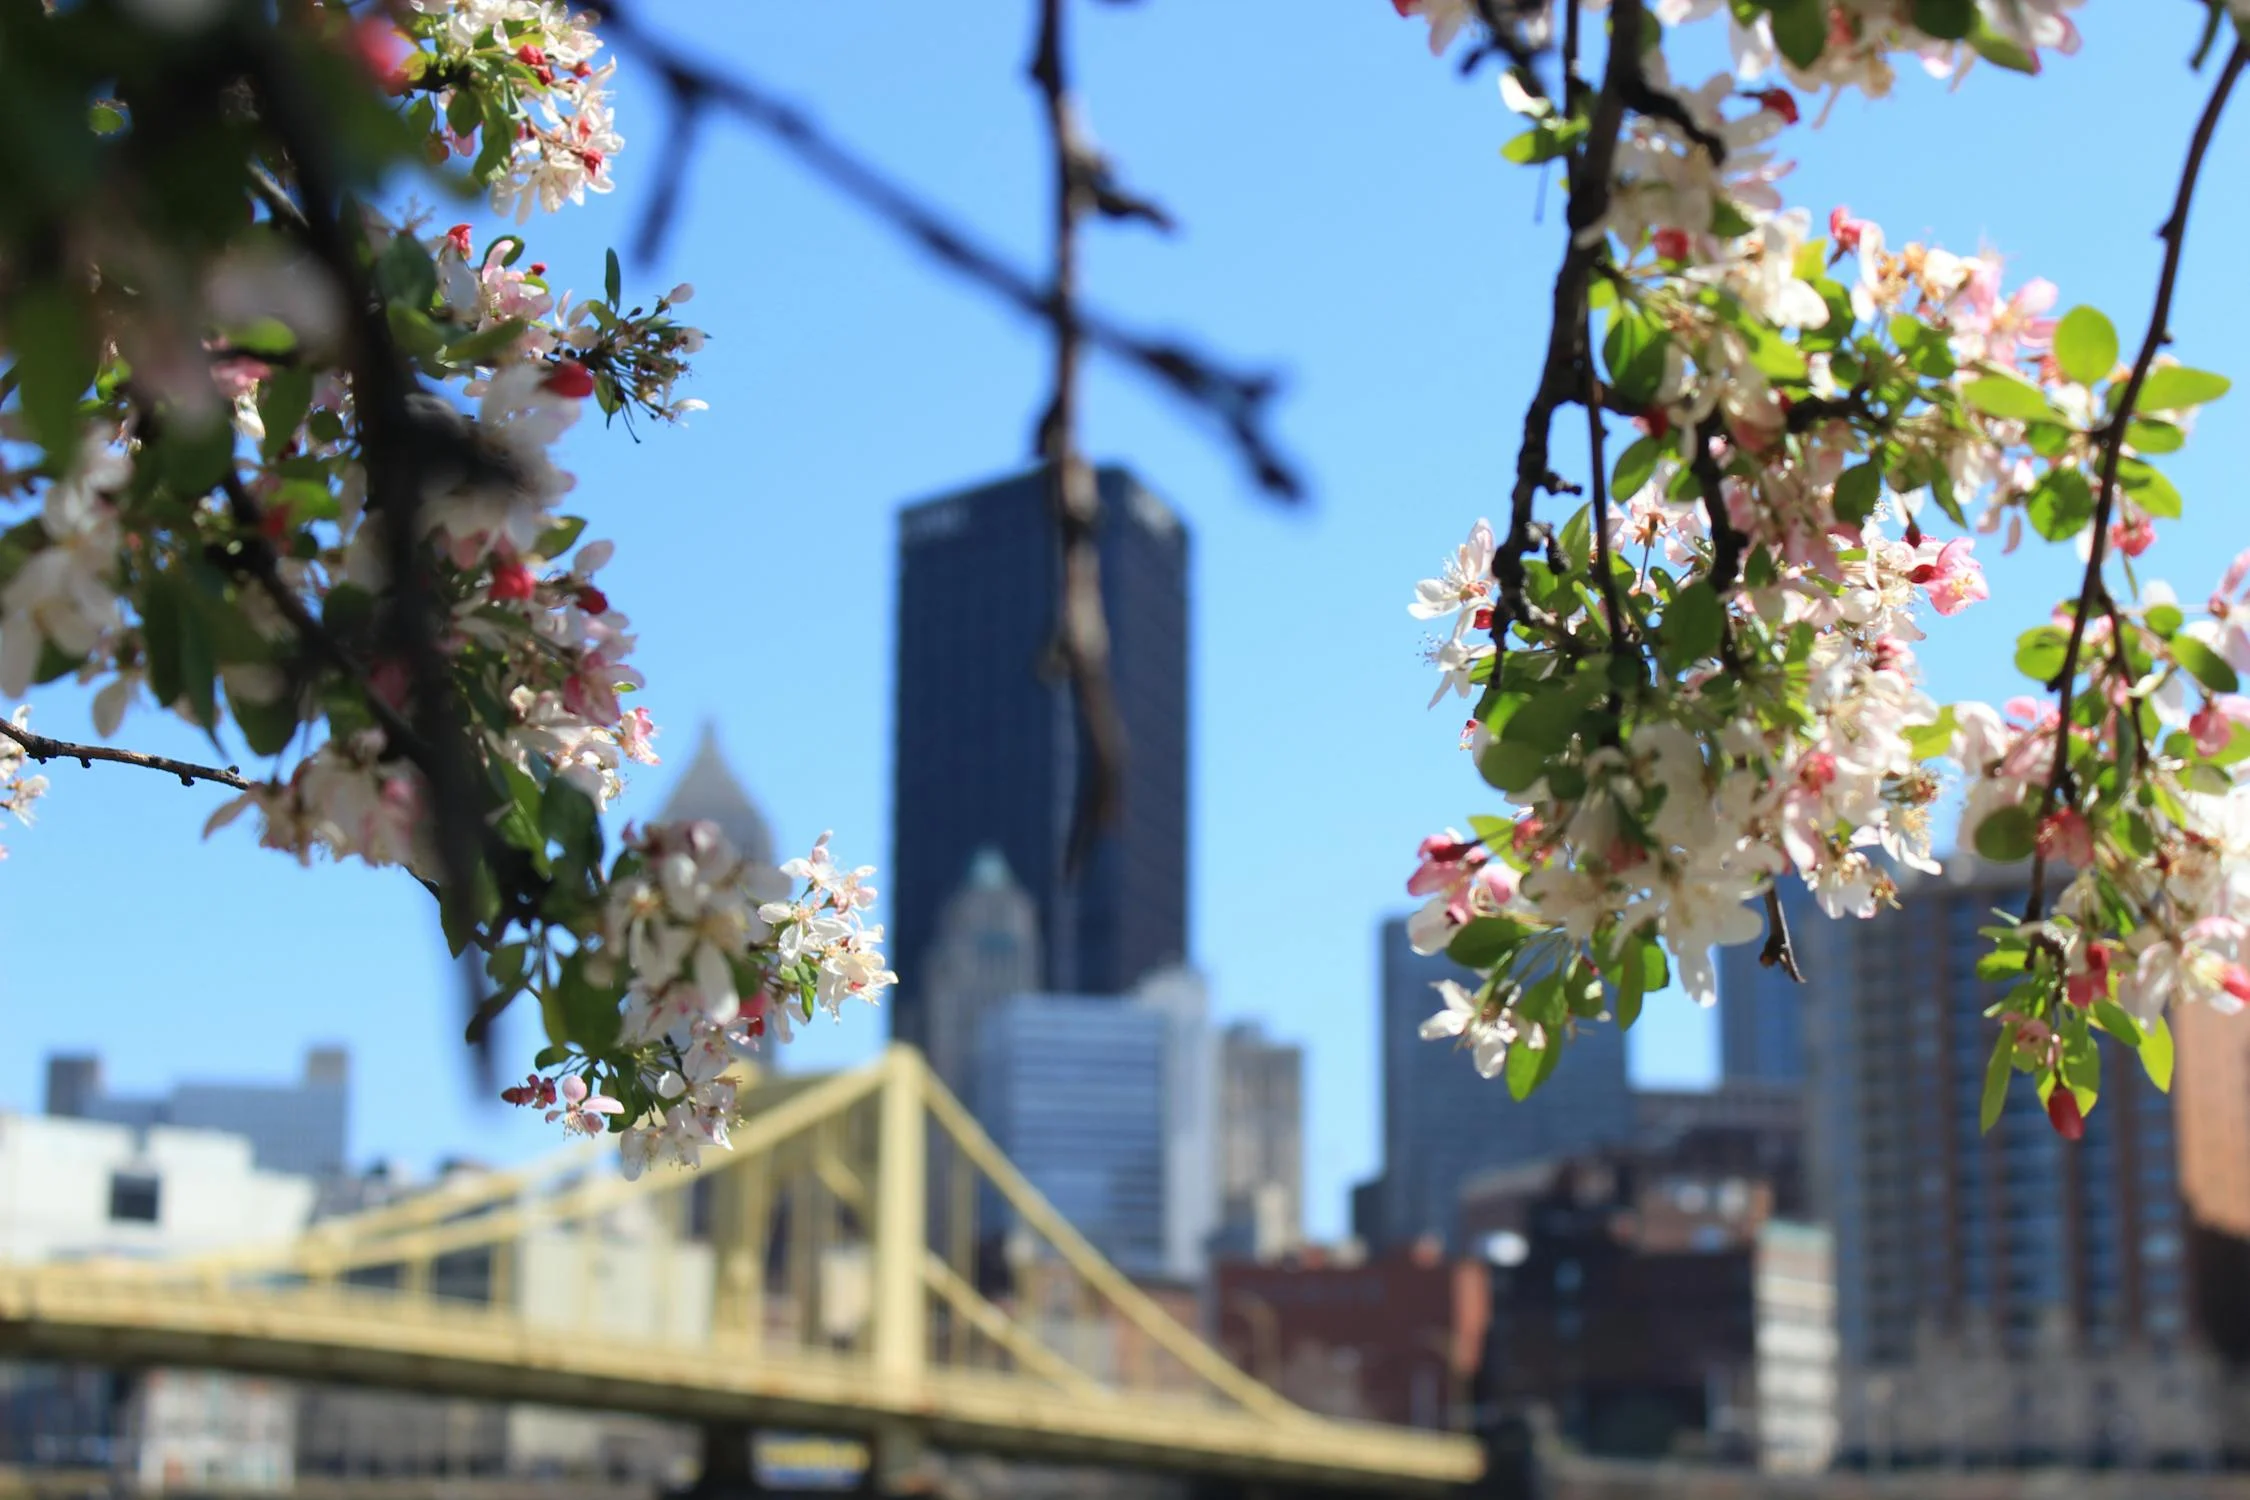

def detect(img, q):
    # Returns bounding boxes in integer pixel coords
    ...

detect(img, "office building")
[1213,1242,1488,1431]
[891,465,1191,1055]
[1212,1022,1304,1262]
[41,1050,349,1182]
[1368,915,1632,1251]
[1754,1220,1838,1475]
[972,973,1214,1281]
[1808,857,2250,1466]
[917,847,1041,1108]
[1717,879,1817,1085]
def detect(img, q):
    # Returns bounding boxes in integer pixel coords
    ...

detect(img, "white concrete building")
[0,1111,315,1264]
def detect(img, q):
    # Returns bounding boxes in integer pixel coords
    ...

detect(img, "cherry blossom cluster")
[499,825,896,1180]
[0,0,886,1165]
[1394,0,2243,1135]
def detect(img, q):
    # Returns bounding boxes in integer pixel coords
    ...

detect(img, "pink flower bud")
[1750,87,1799,125]
[544,360,596,399]
[491,562,537,602]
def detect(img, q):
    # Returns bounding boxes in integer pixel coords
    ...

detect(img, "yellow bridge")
[0,1046,1482,1494]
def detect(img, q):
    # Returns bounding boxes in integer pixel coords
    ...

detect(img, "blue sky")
[5,4,2249,1239]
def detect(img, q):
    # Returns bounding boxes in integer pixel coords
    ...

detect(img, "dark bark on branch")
[0,718,250,791]
[1030,0,1128,877]
[2024,40,2248,923]
[1760,886,1803,983]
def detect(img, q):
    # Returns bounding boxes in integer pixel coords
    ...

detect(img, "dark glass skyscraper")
[890,465,1189,1056]
[1370,915,1633,1252]
[1717,880,1815,1085]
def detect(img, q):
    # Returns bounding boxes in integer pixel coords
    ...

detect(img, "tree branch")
[1491,0,1642,639]
[0,718,250,791]
[2024,40,2248,923]
[583,0,1302,500]
[1030,0,1128,877]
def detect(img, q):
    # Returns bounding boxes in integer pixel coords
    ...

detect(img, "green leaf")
[1961,374,2062,424]
[533,516,589,559]
[2136,365,2230,412]
[2052,306,2119,387]
[2025,468,2094,541]
[1477,739,1548,794]
[1903,706,1957,760]
[1832,462,1882,525]
[374,233,439,312]
[1979,1028,2014,1133]
[2172,635,2239,694]
[1968,15,2039,72]
[2122,417,2183,454]
[228,679,300,758]
[1709,198,1757,240]
[2093,1000,2143,1049]
[1449,917,1529,970]
[1505,1030,1549,1101]
[541,776,603,869]
[1558,504,1593,580]
[1912,0,1976,39]
[1662,581,1725,671]
[604,248,623,307]
[1974,949,2027,981]
[9,283,97,460]
[1602,311,1671,409]
[256,368,314,462]
[2014,624,2070,683]
[2147,603,2184,639]
[1973,804,2038,863]
[1766,0,1827,68]
[1469,814,1515,846]
[1500,681,1592,752]
[2141,1013,2174,1093]
[2115,457,2182,519]
[1611,436,1661,499]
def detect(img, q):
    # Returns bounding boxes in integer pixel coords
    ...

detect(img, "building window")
[108,1172,160,1223]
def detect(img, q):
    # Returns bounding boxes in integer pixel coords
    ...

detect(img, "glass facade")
[890,467,1190,1058]
[1373,916,1632,1252]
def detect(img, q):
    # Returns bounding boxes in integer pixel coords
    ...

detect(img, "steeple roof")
[657,723,778,871]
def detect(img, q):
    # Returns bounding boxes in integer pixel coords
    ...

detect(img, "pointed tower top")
[966,844,1019,892]
[657,721,778,870]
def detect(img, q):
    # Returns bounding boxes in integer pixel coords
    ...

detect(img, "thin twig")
[0,718,250,791]
[1584,362,1626,652]
[2024,40,2248,923]
[1491,0,1642,642]
[1030,0,1128,876]
[583,0,1301,500]
[1688,417,1745,594]
[1760,886,1803,983]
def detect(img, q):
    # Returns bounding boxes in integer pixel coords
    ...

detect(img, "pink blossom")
[621,706,660,764]
[1907,539,1989,616]
[1828,206,1867,254]
[2110,512,2155,558]
[2036,808,2093,867]
[545,1074,623,1136]
[2065,942,2112,1010]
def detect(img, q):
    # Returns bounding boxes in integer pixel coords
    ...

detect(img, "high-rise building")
[917,847,1041,1107]
[44,1048,350,1180]
[1717,880,1816,1085]
[890,465,1190,1056]
[971,971,1214,1282]
[1807,857,2250,1465]
[1369,916,1633,1252]
[1213,1022,1304,1262]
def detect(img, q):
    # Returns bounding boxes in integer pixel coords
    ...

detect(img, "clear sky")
[5,4,2249,1240]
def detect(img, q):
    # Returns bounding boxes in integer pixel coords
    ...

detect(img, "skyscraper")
[1213,1022,1304,1261]
[1370,915,1633,1252]
[890,466,1190,1058]
[972,971,1214,1281]
[1807,857,2250,1462]
[917,847,1042,1107]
